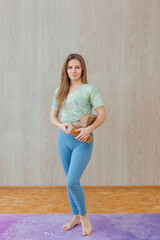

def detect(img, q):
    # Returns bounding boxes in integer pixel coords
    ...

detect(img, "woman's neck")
[70,81,83,88]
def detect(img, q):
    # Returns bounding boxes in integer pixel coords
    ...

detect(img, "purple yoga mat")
[0,213,159,240]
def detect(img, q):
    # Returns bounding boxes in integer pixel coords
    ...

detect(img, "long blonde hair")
[56,53,88,110]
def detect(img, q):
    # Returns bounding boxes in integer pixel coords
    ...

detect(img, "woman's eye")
[68,67,80,69]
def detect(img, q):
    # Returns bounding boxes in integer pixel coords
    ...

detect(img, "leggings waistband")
[58,128,94,137]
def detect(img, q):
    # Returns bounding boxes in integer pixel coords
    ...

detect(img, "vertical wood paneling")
[0,0,160,185]
[2,0,21,72]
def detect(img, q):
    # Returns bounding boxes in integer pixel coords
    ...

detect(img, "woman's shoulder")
[53,86,60,97]
[83,83,99,92]
[83,83,96,89]
[55,86,60,92]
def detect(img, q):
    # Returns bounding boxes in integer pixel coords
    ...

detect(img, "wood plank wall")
[0,0,160,185]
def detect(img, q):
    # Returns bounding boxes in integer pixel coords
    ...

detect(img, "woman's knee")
[66,177,79,189]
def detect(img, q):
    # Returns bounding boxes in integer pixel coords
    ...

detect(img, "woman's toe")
[82,229,87,235]
[62,224,67,230]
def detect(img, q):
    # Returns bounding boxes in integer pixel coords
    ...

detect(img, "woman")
[50,53,106,236]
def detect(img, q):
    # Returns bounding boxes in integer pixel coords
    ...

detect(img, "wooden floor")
[0,186,160,214]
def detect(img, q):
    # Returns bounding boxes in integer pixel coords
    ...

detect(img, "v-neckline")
[68,83,84,95]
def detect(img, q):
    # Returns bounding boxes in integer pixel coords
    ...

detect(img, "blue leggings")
[57,129,94,216]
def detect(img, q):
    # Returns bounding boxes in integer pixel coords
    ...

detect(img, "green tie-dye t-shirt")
[51,83,104,123]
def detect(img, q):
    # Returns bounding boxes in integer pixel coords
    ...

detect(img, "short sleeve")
[51,87,59,110]
[89,85,104,109]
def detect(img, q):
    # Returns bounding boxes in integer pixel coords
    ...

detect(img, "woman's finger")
[80,137,85,141]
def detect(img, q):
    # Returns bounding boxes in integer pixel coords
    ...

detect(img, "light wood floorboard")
[0,186,160,214]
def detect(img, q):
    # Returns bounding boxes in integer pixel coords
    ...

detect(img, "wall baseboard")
[0,185,160,189]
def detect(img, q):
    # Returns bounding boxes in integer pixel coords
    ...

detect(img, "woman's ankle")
[80,213,88,219]
[73,214,80,219]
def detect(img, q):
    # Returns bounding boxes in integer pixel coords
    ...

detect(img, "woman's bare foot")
[62,214,81,231]
[80,213,92,236]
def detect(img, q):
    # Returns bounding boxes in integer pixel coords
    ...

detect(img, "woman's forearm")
[86,113,106,132]
[50,115,62,128]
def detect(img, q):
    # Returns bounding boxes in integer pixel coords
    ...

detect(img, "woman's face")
[67,59,82,82]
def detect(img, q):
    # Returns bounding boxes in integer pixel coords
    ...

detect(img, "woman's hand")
[74,127,92,142]
[59,122,70,134]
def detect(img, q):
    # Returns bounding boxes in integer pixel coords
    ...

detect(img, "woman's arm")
[50,109,70,134]
[50,109,62,128]
[74,105,106,142]
[86,105,107,132]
